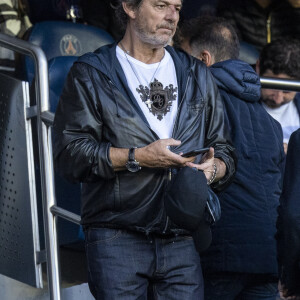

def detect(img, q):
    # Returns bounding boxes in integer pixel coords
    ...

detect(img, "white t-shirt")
[117,46,178,139]
[263,101,300,143]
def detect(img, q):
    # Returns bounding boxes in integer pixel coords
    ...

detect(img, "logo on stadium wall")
[60,34,82,56]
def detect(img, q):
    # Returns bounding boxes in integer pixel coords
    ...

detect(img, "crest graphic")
[137,79,177,121]
[60,34,82,56]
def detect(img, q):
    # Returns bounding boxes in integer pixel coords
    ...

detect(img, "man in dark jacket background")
[217,0,300,52]
[53,1,236,299]
[175,16,285,299]
[277,128,300,299]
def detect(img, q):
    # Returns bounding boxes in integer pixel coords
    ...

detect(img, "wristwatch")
[125,147,141,172]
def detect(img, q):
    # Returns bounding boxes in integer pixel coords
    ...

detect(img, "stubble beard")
[262,97,289,109]
[134,16,176,47]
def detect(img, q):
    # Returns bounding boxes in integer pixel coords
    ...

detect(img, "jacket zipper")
[266,14,272,44]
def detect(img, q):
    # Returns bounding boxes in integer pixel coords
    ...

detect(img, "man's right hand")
[109,138,197,171]
[135,138,196,168]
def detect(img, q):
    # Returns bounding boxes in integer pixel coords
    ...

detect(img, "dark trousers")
[204,272,278,300]
[85,227,204,300]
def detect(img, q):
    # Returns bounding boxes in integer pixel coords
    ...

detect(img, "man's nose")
[165,5,179,22]
[273,90,285,104]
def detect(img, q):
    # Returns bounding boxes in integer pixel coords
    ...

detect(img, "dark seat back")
[48,56,78,112]
[239,41,259,65]
[47,55,84,246]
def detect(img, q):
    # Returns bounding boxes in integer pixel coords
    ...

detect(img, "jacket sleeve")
[53,62,115,183]
[202,67,237,191]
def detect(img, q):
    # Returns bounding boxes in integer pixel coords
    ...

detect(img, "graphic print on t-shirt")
[137,79,177,121]
[117,46,178,139]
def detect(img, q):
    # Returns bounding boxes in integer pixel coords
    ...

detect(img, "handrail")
[260,77,300,92]
[50,206,81,225]
[0,33,61,300]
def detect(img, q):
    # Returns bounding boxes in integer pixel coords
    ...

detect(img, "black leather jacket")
[53,43,236,234]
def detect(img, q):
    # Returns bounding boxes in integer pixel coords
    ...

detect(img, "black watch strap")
[128,147,136,162]
[126,147,141,172]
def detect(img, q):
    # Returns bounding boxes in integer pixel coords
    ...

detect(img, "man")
[277,128,300,300]
[53,1,236,299]
[256,37,300,153]
[217,0,300,52]
[175,16,285,299]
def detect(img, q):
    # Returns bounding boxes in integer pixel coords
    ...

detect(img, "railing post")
[0,33,61,300]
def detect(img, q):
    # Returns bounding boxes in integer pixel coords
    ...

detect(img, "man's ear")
[122,2,136,19]
[199,50,213,67]
[255,59,260,74]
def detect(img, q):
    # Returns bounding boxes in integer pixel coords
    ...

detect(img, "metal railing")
[0,33,63,300]
[1,31,300,299]
[260,77,300,92]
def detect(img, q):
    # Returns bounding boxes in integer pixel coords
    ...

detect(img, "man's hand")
[110,138,196,171]
[185,147,226,183]
[135,138,196,168]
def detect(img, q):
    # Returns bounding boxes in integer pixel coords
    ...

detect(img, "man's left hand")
[186,147,226,183]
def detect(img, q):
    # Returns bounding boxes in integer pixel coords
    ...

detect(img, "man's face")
[132,0,182,47]
[260,70,297,109]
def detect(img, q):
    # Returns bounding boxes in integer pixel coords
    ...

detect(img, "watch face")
[126,161,141,172]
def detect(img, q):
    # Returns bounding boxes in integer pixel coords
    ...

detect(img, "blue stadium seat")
[22,20,114,247]
[23,21,114,246]
[22,20,114,83]
[48,56,78,112]
[239,41,259,65]
[48,55,84,246]
[30,55,84,247]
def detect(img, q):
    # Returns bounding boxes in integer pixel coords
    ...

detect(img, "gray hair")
[112,0,144,29]
[112,0,184,29]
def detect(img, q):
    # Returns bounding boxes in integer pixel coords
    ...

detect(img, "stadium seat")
[48,56,78,112]
[47,55,84,246]
[21,20,114,83]
[239,41,259,65]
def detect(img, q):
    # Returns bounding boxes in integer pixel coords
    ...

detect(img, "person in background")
[53,1,236,299]
[0,0,32,74]
[276,128,300,300]
[179,0,218,19]
[256,37,300,153]
[174,16,285,299]
[217,0,300,53]
[81,0,124,40]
